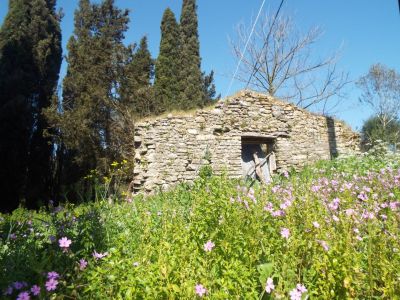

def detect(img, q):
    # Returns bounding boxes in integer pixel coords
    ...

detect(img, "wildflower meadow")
[1,145,400,299]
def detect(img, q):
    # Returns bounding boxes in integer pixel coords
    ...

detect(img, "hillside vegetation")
[1,146,400,299]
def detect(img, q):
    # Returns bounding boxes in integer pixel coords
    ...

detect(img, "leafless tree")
[357,63,400,130]
[230,6,349,113]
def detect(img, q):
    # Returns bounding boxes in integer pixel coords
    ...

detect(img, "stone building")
[132,90,360,193]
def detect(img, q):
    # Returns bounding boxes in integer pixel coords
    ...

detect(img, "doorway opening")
[241,136,276,183]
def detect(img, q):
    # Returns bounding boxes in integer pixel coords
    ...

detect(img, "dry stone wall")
[133,90,360,193]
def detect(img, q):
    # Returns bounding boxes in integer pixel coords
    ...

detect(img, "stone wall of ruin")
[133,90,360,193]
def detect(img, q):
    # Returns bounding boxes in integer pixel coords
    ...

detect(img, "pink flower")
[328,198,340,210]
[289,288,302,300]
[312,221,320,228]
[203,240,215,252]
[17,291,30,300]
[195,284,207,297]
[79,259,88,270]
[265,277,275,293]
[47,271,59,280]
[93,251,108,260]
[45,278,58,291]
[280,228,290,239]
[357,192,368,201]
[317,240,329,251]
[264,202,273,212]
[30,285,40,296]
[290,283,307,300]
[296,284,307,293]
[58,237,72,250]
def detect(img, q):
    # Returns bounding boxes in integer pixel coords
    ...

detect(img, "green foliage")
[202,70,220,105]
[121,36,156,117]
[0,0,62,211]
[154,8,181,112]
[46,0,130,186]
[1,150,400,299]
[361,115,400,150]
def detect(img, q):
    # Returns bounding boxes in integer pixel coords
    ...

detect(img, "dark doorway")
[241,136,276,183]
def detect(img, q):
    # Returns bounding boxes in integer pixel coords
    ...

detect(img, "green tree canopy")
[0,0,62,211]
[154,8,181,112]
[47,0,129,188]
[361,115,400,150]
[179,0,204,109]
[121,36,155,117]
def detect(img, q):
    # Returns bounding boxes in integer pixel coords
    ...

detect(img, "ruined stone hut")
[132,90,360,194]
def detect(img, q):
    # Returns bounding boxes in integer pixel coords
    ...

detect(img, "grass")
[1,145,399,299]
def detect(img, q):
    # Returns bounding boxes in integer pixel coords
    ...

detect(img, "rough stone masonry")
[132,90,360,194]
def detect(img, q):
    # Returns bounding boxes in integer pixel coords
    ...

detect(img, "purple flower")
[195,284,207,297]
[203,240,215,252]
[3,286,13,295]
[93,251,108,260]
[79,259,88,270]
[296,284,307,293]
[289,288,302,300]
[265,277,275,293]
[58,237,72,250]
[45,278,58,291]
[10,233,17,240]
[30,285,40,296]
[13,281,27,290]
[280,228,290,239]
[49,235,56,243]
[47,271,59,279]
[263,202,273,212]
[317,240,329,251]
[312,221,320,228]
[345,209,355,216]
[328,198,340,210]
[357,192,368,201]
[17,291,30,300]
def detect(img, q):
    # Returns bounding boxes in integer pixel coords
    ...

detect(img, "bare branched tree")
[357,63,400,131]
[230,6,349,113]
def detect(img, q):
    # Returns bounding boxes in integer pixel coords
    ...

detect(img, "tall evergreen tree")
[0,0,62,211]
[179,0,204,109]
[154,8,180,112]
[48,0,129,188]
[121,36,155,117]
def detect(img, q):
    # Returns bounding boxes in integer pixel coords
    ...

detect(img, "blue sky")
[0,0,399,130]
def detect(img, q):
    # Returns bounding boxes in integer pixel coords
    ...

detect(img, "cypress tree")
[0,0,62,211]
[154,8,180,112]
[50,0,129,187]
[26,0,62,207]
[179,0,204,109]
[121,36,155,116]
